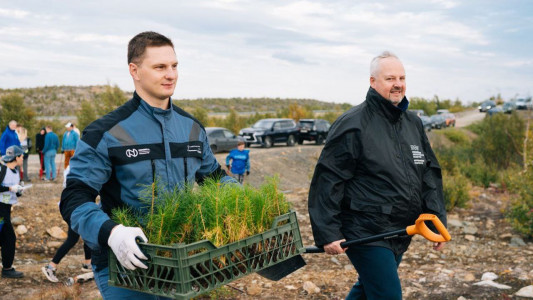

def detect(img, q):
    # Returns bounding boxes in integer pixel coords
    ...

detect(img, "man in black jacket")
[308,51,447,300]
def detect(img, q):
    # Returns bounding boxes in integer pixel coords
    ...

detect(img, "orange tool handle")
[406,214,451,242]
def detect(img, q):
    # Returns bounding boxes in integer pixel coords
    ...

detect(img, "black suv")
[298,119,331,145]
[239,118,299,148]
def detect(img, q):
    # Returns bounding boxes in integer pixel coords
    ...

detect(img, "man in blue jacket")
[0,121,21,158]
[42,126,59,181]
[61,122,79,169]
[60,31,235,299]
[225,140,250,184]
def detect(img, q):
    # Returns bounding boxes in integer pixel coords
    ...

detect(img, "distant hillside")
[0,85,350,117]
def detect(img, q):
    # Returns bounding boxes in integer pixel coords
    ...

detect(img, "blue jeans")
[345,246,403,300]
[93,265,172,299]
[44,150,57,180]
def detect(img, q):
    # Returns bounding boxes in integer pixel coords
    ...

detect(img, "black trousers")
[0,203,16,269]
[52,226,91,264]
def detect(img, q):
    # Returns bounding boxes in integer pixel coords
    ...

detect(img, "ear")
[129,63,140,81]
[370,76,376,88]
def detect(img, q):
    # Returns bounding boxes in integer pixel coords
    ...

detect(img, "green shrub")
[112,176,290,247]
[460,156,499,188]
[504,170,533,238]
[441,129,470,146]
[443,170,470,210]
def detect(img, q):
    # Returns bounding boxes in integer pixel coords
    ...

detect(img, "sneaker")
[81,263,91,272]
[65,272,93,287]
[41,264,58,282]
[2,268,24,278]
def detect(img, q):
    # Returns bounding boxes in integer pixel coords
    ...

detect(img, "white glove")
[10,185,23,194]
[108,225,149,270]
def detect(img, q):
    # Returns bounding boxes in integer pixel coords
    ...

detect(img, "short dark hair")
[128,31,174,64]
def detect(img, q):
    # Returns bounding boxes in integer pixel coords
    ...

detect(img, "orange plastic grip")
[406,214,451,242]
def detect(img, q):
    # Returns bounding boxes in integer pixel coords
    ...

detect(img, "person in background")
[0,121,21,159]
[42,166,92,284]
[72,124,81,137]
[35,128,47,180]
[225,140,250,184]
[60,31,235,298]
[61,122,79,169]
[16,126,32,182]
[308,51,447,300]
[43,126,59,181]
[0,145,26,279]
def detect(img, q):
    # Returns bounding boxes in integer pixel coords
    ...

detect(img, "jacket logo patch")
[410,145,425,165]
[187,145,201,154]
[126,148,150,158]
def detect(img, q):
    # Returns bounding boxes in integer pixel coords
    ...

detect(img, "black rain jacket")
[308,87,446,255]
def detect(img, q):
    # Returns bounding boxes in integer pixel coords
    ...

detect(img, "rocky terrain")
[1,143,532,300]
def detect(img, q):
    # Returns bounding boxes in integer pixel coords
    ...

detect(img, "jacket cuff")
[98,219,119,247]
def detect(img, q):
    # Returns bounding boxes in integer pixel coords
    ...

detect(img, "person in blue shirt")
[42,126,60,181]
[0,121,21,158]
[61,122,79,170]
[225,140,250,184]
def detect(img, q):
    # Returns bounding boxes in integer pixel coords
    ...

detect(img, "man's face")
[370,57,406,106]
[130,46,178,104]
[9,122,17,130]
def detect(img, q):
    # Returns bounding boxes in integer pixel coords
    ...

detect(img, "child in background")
[225,140,250,184]
[0,145,25,278]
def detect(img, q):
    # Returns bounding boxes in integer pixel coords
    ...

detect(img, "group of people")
[35,122,80,182]
[1,30,447,300]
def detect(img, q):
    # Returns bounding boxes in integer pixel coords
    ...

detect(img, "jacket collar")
[366,87,409,123]
[133,92,173,117]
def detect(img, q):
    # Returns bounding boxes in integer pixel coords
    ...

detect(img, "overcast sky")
[1,0,532,105]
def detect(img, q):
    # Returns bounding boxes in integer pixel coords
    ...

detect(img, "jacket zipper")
[393,120,413,200]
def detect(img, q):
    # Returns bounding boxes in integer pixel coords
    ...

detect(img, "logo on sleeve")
[187,145,201,154]
[410,145,425,165]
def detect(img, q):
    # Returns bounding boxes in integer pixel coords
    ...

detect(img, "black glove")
[246,171,250,175]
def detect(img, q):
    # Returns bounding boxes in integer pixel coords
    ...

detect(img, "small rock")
[473,280,511,289]
[515,285,533,298]
[47,241,62,248]
[463,225,478,235]
[485,219,495,229]
[15,225,27,235]
[284,285,297,290]
[457,296,469,300]
[447,219,463,227]
[303,281,320,294]
[499,233,512,239]
[463,273,476,282]
[47,226,67,239]
[11,216,24,226]
[464,235,476,241]
[344,264,354,271]
[510,236,526,247]
[481,272,498,281]
[246,283,262,296]
[330,257,341,265]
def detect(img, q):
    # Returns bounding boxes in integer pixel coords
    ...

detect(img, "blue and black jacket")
[60,93,233,267]
[225,149,250,175]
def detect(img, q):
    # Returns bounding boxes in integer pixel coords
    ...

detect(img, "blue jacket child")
[225,141,250,177]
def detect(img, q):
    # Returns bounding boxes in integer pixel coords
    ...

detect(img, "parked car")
[430,114,446,129]
[436,109,450,115]
[205,127,240,153]
[239,118,299,148]
[487,106,504,116]
[419,115,432,132]
[297,119,331,145]
[516,98,532,110]
[478,100,496,112]
[502,101,517,114]
[442,112,456,127]
[410,109,427,117]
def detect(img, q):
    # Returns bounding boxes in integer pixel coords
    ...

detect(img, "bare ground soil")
[1,139,532,299]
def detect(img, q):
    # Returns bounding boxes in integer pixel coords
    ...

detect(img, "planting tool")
[257,213,451,281]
